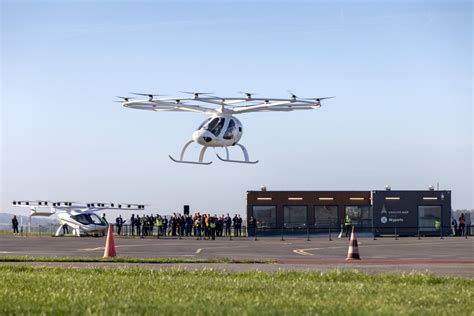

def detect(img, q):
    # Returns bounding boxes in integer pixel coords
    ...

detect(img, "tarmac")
[1,234,473,277]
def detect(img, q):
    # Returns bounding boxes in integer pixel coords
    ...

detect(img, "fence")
[112,224,248,239]
[2,223,473,240]
[252,224,473,240]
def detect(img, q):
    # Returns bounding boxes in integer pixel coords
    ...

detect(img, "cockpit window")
[206,118,219,131]
[71,214,104,225]
[72,214,93,225]
[200,117,226,136]
[197,118,212,130]
[211,118,225,136]
[205,117,226,136]
[223,119,236,140]
[90,214,104,224]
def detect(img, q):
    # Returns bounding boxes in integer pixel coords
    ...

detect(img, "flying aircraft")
[12,200,145,237]
[117,91,334,165]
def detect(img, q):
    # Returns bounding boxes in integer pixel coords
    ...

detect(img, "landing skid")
[216,154,258,164]
[169,155,212,165]
[215,144,259,164]
[169,140,213,165]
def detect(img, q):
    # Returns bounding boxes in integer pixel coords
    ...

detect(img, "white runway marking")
[293,248,321,256]
[0,251,12,254]
[81,244,146,251]
[195,248,202,254]
[292,240,467,256]
[81,247,104,251]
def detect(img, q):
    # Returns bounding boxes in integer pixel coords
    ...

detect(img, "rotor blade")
[237,91,257,95]
[129,92,165,97]
[303,96,335,101]
[237,91,258,97]
[180,91,214,95]
[116,96,135,100]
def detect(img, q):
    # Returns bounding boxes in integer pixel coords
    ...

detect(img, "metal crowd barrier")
[111,224,248,239]
[250,223,472,241]
[3,224,472,241]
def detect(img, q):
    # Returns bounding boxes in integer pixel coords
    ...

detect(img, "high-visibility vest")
[156,218,162,227]
[210,222,216,229]
[345,217,352,225]
[435,219,441,230]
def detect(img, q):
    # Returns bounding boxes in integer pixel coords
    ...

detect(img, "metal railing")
[2,223,472,241]
[112,224,248,239]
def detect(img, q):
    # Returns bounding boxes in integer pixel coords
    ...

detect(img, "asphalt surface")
[1,235,473,277]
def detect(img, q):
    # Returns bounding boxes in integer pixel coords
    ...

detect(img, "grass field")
[0,255,272,264]
[0,266,472,315]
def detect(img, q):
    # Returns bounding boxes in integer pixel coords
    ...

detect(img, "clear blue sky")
[1,0,472,218]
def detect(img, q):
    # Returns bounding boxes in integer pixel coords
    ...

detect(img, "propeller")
[302,96,335,108]
[303,96,335,102]
[129,92,166,101]
[238,91,257,99]
[180,91,214,99]
[287,90,298,101]
[115,96,135,103]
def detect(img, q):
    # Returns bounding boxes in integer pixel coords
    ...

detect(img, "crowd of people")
[451,213,468,236]
[115,213,252,239]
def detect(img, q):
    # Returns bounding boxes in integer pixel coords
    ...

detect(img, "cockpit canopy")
[197,117,242,140]
[71,213,106,226]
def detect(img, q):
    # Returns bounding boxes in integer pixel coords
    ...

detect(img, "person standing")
[155,215,163,236]
[344,215,352,237]
[186,216,193,236]
[12,215,19,234]
[236,214,242,236]
[179,215,185,237]
[458,213,465,236]
[204,214,210,238]
[130,214,136,236]
[101,213,108,225]
[116,215,125,235]
[451,217,458,236]
[248,216,256,237]
[217,216,224,237]
[225,214,232,236]
[135,215,141,237]
[233,214,238,237]
[195,216,202,240]
[171,214,177,236]
[434,218,441,231]
[62,222,69,235]
[162,216,168,236]
[210,217,217,240]
[141,215,148,238]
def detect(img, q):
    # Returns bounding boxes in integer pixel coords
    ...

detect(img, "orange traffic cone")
[346,226,360,260]
[103,224,116,258]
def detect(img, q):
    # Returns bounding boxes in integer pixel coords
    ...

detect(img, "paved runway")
[1,235,473,277]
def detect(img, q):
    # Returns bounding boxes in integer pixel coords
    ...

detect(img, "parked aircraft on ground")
[12,200,145,237]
